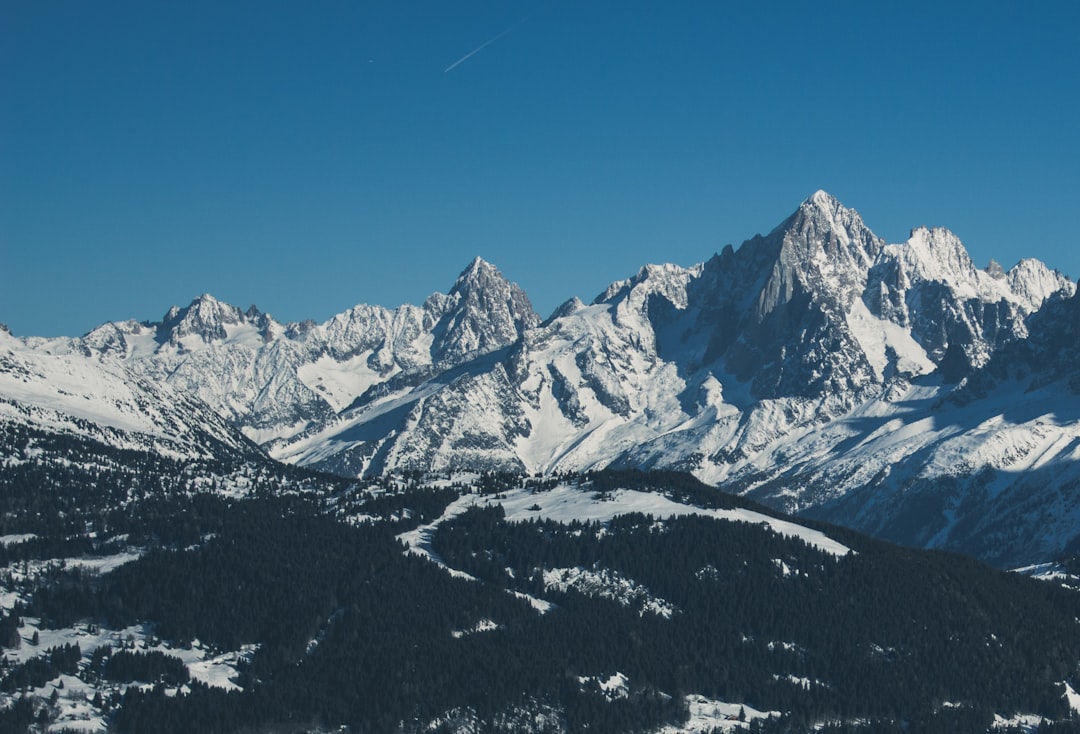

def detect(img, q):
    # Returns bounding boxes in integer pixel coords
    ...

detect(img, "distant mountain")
[0,326,258,464]
[20,258,539,445]
[6,193,1080,566]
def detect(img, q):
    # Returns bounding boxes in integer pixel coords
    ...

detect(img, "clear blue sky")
[3,1,1078,336]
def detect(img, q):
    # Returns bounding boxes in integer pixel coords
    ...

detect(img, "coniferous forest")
[2,425,1080,733]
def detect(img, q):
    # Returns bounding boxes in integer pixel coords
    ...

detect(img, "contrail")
[444,13,532,73]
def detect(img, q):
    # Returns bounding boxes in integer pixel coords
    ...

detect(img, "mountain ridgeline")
[7,192,1080,566]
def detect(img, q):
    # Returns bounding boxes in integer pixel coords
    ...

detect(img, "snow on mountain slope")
[670,288,1080,568]
[432,256,540,358]
[648,192,897,413]
[269,347,531,475]
[509,286,692,473]
[254,194,1074,482]
[794,375,1080,565]
[0,326,255,461]
[270,262,700,476]
[864,226,1072,373]
[398,481,851,586]
[21,259,539,446]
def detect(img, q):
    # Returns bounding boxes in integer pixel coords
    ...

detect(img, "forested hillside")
[1,456,1079,733]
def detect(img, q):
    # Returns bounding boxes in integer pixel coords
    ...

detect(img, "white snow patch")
[653,695,776,732]
[451,619,501,639]
[578,671,630,700]
[845,296,935,379]
[396,493,482,582]
[772,673,818,690]
[1013,562,1072,582]
[242,419,310,444]
[992,712,1045,730]
[510,590,555,614]
[36,673,108,732]
[1065,682,1080,715]
[2,551,144,586]
[297,351,393,412]
[397,483,850,600]
[184,643,258,691]
[1,619,255,695]
[497,485,851,557]
[393,482,848,623]
[543,566,676,618]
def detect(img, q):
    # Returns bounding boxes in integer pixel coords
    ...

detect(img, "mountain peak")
[450,258,528,299]
[457,256,495,281]
[792,190,861,229]
[791,190,859,228]
[760,191,883,300]
[902,227,976,278]
[804,189,840,209]
[986,259,1007,280]
[159,293,245,344]
[431,258,540,361]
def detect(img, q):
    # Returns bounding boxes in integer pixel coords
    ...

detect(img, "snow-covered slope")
[399,481,853,567]
[270,261,700,475]
[22,258,539,445]
[0,326,257,462]
[278,193,1068,454]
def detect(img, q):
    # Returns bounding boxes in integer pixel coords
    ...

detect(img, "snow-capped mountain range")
[16,256,539,444]
[5,191,1079,566]
[0,326,260,464]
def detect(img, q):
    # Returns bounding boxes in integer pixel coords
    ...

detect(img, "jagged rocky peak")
[455,255,497,283]
[78,319,141,357]
[429,257,541,360]
[868,228,983,315]
[543,296,587,325]
[745,191,884,320]
[783,190,883,267]
[863,227,1073,372]
[286,318,318,339]
[870,227,1072,314]
[1006,258,1075,310]
[448,257,536,314]
[243,304,283,342]
[595,262,698,312]
[900,226,979,284]
[159,293,247,343]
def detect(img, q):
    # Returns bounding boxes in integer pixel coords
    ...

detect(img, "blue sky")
[3,1,1078,336]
